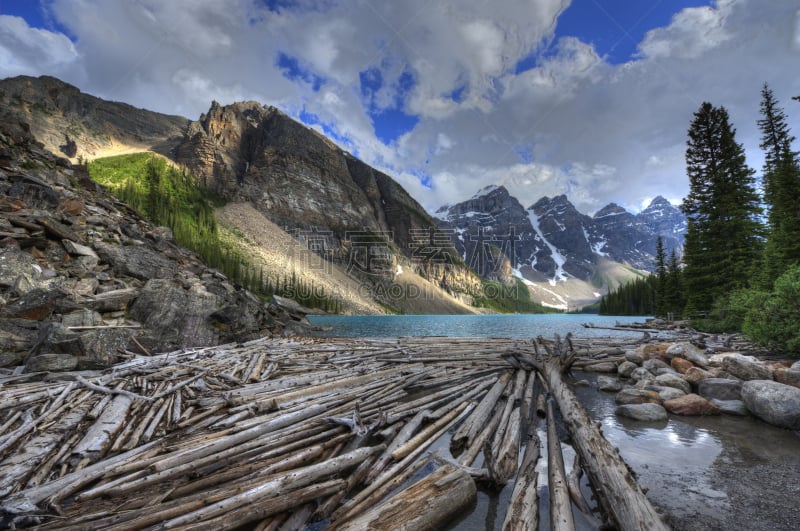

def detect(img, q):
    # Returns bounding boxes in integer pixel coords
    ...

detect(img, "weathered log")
[334,464,477,531]
[451,371,510,454]
[70,394,133,459]
[567,453,596,518]
[502,428,541,531]
[485,405,521,487]
[547,397,575,531]
[511,342,670,531]
[158,445,382,528]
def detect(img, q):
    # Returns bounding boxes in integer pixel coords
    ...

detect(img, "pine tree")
[757,84,800,285]
[664,249,684,318]
[654,236,667,316]
[681,102,764,314]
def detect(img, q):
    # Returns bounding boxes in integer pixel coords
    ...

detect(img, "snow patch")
[528,210,568,285]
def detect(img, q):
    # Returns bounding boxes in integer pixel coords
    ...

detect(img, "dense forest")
[601,85,800,356]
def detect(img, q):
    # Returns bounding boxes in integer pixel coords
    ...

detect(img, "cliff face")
[0,76,186,160]
[174,101,479,295]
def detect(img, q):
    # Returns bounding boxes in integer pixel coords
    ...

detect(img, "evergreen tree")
[757,84,800,284]
[681,102,764,314]
[664,249,684,318]
[654,236,667,316]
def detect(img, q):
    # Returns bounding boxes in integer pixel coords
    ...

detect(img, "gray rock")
[583,361,619,373]
[87,287,139,312]
[792,360,800,371]
[77,328,132,369]
[597,375,623,392]
[710,399,750,416]
[94,242,177,280]
[655,372,692,394]
[62,240,98,259]
[645,385,687,401]
[617,360,638,378]
[573,379,591,388]
[1,287,79,320]
[615,388,662,405]
[0,247,41,292]
[129,279,220,352]
[666,342,709,367]
[61,309,103,328]
[741,380,800,430]
[699,378,743,401]
[654,367,680,377]
[630,367,653,382]
[723,354,773,381]
[624,350,644,365]
[25,353,78,372]
[643,358,670,372]
[616,403,668,422]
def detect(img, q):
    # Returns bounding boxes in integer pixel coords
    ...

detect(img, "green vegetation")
[599,275,656,315]
[473,278,549,314]
[89,153,341,312]
[599,86,800,355]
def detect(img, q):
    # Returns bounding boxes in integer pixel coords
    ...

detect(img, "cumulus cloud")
[0,15,79,78]
[4,0,800,218]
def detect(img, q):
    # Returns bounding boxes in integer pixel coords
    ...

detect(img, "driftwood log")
[334,463,476,531]
[508,336,670,531]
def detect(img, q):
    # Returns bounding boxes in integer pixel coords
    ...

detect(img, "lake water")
[308,314,649,339]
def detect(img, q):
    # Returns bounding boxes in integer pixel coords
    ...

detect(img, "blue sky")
[1,1,798,214]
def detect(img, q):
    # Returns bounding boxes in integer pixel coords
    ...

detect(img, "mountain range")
[436,185,686,309]
[0,75,685,311]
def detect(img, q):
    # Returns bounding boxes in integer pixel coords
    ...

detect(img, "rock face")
[0,75,185,161]
[0,111,291,372]
[741,380,800,430]
[174,101,481,300]
[436,188,686,291]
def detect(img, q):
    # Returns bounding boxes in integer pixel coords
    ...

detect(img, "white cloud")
[2,0,800,221]
[0,15,79,78]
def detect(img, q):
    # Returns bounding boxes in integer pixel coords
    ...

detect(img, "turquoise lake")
[307,314,649,339]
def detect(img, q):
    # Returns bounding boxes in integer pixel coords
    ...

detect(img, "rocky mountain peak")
[594,203,630,219]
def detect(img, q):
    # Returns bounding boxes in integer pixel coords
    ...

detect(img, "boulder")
[597,375,623,392]
[129,279,221,352]
[615,388,662,405]
[641,343,669,360]
[653,367,680,377]
[61,309,103,328]
[722,354,773,381]
[624,350,644,365]
[644,385,687,401]
[710,399,750,416]
[643,358,669,372]
[94,242,177,280]
[741,380,800,430]
[573,379,591,388]
[25,353,78,372]
[617,360,638,378]
[792,360,800,371]
[26,322,129,370]
[699,378,742,401]
[615,403,668,422]
[583,361,619,373]
[1,287,78,320]
[773,368,800,389]
[0,247,41,291]
[663,394,721,416]
[670,357,695,374]
[87,287,139,312]
[707,352,742,368]
[654,372,692,394]
[630,367,653,382]
[62,240,98,259]
[684,367,712,387]
[666,342,708,367]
